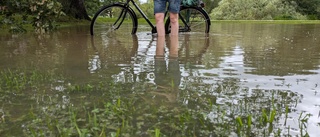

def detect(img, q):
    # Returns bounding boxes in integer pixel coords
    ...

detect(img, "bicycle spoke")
[91,5,135,37]
[181,9,207,33]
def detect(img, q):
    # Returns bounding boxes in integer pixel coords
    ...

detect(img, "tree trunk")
[58,0,91,20]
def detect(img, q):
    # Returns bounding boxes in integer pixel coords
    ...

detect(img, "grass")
[2,13,319,34]
[211,20,320,24]
[1,16,317,136]
[0,68,313,137]
[3,100,310,137]
[18,87,308,136]
[0,15,91,34]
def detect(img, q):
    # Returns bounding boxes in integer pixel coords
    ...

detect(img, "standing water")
[0,23,320,136]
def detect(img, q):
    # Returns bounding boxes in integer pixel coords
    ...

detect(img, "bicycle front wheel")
[165,6,211,34]
[90,4,137,36]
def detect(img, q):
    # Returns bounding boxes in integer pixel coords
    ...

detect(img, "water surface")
[0,23,320,136]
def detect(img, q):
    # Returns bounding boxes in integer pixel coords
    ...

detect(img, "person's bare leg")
[155,13,165,37]
[169,12,179,36]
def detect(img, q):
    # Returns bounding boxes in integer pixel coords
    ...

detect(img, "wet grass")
[0,69,313,136]
[0,69,60,92]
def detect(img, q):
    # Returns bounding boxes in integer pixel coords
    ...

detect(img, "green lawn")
[1,14,320,34]
[211,20,320,24]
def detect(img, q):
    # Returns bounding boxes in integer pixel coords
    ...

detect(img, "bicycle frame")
[125,0,157,33]
[127,0,199,34]
[91,0,210,35]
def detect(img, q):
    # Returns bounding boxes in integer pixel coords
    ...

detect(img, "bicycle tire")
[165,6,211,34]
[90,3,138,36]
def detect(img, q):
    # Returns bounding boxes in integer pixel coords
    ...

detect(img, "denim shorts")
[154,0,181,14]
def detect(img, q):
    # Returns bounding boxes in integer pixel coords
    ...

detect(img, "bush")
[1,0,63,33]
[307,15,318,20]
[210,0,306,20]
[29,0,64,33]
[273,15,295,20]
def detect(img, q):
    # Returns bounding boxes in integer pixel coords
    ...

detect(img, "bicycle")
[90,0,211,36]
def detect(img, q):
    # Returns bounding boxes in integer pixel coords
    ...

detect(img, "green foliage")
[29,0,64,33]
[0,65,311,136]
[1,0,63,33]
[285,0,320,19]
[210,0,307,20]
[84,0,118,16]
[0,0,30,32]
[135,1,154,19]
[202,0,217,15]
[84,0,104,16]
[274,15,296,20]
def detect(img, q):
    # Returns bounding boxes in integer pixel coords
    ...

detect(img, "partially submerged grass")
[0,68,60,92]
[0,69,313,136]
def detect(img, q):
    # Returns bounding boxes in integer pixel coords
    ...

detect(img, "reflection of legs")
[169,35,179,58]
[154,58,167,87]
[168,35,180,88]
[155,33,180,88]
[168,59,181,88]
[155,35,166,86]
[155,36,166,86]
[153,34,181,102]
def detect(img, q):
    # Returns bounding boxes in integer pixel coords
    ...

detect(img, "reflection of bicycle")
[178,34,210,64]
[90,33,210,73]
[90,0,211,36]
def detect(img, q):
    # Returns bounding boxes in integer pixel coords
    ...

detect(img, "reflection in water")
[64,31,90,83]
[0,24,320,136]
[87,33,139,83]
[153,35,181,102]
[178,33,210,65]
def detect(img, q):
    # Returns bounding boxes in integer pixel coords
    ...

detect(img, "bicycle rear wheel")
[165,6,211,34]
[90,4,137,36]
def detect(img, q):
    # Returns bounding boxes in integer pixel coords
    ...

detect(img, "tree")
[57,0,91,20]
[85,0,119,16]
[202,0,218,14]
[285,0,320,19]
[1,0,63,33]
[210,0,306,20]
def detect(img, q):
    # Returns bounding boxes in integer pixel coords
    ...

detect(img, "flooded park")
[1,22,320,136]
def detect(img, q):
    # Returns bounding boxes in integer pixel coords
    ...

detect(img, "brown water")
[0,23,320,136]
